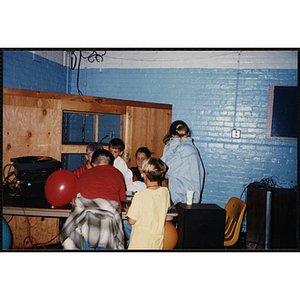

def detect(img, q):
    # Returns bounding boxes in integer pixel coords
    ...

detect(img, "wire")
[5,215,14,224]
[3,163,62,250]
[70,50,106,96]
[20,229,62,249]
[233,51,241,129]
[240,176,284,203]
[105,51,240,63]
[2,163,23,196]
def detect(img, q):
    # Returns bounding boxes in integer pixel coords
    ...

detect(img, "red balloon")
[45,170,78,207]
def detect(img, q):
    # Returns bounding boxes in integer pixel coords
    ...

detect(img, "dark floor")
[26,232,247,251]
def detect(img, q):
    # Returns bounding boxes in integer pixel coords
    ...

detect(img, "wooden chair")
[224,197,246,247]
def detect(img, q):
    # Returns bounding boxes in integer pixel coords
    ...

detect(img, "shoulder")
[159,187,170,196]
[132,188,150,199]
[106,164,123,174]
[180,138,197,152]
[130,166,138,172]
[73,162,88,175]
[114,156,127,167]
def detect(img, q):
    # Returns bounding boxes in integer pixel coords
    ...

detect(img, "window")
[62,111,121,171]
[63,112,94,143]
[266,85,297,140]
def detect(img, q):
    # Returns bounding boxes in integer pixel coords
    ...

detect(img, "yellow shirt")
[127,187,170,250]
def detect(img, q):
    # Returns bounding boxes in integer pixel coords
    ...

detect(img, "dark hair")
[163,120,190,144]
[141,157,168,182]
[135,147,152,158]
[86,142,103,153]
[92,149,114,166]
[109,138,125,151]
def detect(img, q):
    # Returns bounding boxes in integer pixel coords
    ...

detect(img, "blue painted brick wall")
[3,51,67,93]
[3,51,297,212]
[69,67,297,209]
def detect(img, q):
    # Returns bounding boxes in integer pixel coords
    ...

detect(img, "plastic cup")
[186,190,194,205]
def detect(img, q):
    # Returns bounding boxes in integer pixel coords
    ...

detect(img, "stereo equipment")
[11,156,61,199]
[246,188,297,250]
[176,203,226,250]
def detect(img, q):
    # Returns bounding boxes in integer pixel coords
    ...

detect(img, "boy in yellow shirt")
[127,158,170,250]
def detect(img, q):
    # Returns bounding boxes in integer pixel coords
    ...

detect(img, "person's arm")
[116,158,146,192]
[119,175,127,203]
[161,139,182,178]
[127,216,136,225]
[71,179,81,206]
[126,192,141,225]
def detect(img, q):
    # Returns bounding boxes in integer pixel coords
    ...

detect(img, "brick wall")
[3,51,67,93]
[3,50,297,210]
[69,67,297,208]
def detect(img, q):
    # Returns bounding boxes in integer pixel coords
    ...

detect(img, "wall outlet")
[231,129,241,139]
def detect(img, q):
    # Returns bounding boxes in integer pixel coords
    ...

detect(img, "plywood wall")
[3,91,62,170]
[3,88,172,172]
[124,106,172,168]
[3,215,60,248]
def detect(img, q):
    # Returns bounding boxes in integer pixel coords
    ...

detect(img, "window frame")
[266,84,297,140]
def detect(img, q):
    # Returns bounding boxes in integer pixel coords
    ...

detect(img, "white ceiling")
[29,50,298,70]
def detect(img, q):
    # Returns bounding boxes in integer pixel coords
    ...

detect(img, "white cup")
[186,191,194,205]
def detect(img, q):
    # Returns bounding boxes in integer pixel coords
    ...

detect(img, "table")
[3,196,178,220]
[3,186,178,248]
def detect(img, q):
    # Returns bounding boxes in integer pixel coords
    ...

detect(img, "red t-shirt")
[72,165,126,210]
[73,162,89,179]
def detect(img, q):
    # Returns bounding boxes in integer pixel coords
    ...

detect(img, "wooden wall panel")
[3,215,60,249]
[124,106,172,168]
[3,105,62,168]
[3,95,61,110]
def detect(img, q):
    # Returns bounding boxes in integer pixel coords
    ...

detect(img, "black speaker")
[176,203,226,250]
[246,188,297,250]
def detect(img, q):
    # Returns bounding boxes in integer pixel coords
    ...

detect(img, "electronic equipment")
[176,203,226,250]
[246,187,297,250]
[10,156,61,199]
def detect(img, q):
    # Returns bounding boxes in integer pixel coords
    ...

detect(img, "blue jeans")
[82,237,106,250]
[123,219,132,247]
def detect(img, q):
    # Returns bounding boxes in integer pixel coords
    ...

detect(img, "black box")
[11,156,61,199]
[177,203,226,250]
[246,188,297,250]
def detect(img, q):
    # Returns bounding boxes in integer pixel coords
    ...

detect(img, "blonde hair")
[163,120,191,144]
[175,123,189,137]
[140,157,168,182]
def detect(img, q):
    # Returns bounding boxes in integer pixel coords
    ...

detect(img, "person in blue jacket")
[161,120,205,207]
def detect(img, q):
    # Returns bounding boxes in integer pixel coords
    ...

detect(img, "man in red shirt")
[72,142,103,179]
[72,149,126,209]
[60,149,126,250]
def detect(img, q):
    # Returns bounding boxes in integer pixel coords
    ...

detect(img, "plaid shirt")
[60,193,125,250]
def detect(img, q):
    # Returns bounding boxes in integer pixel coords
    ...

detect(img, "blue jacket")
[161,137,204,206]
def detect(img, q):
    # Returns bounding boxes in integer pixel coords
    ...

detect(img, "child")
[161,120,205,207]
[109,138,147,245]
[130,147,152,182]
[108,138,146,192]
[127,157,170,250]
[60,149,126,250]
[72,142,103,179]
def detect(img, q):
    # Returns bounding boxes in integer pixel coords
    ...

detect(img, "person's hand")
[123,203,130,213]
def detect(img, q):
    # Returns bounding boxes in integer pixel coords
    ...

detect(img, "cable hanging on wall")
[231,51,242,139]
[70,50,106,95]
